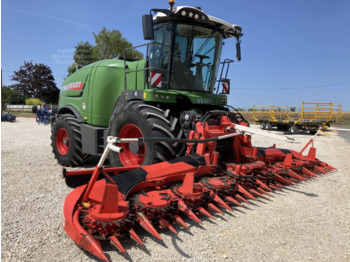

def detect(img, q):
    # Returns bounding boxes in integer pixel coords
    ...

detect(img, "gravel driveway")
[2,117,350,262]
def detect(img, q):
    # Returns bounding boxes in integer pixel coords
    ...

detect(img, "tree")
[93,27,143,60]
[1,85,25,110]
[67,41,98,76]
[10,61,59,104]
[67,27,143,77]
[290,107,296,112]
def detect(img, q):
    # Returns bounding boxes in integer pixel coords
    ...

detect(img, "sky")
[1,0,350,110]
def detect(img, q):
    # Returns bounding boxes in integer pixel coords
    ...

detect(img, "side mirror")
[142,14,154,40]
[236,41,241,62]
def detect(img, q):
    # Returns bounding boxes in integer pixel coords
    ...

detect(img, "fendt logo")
[61,82,84,91]
[197,98,213,104]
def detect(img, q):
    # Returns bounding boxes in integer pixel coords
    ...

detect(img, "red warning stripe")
[150,72,162,88]
[222,82,229,94]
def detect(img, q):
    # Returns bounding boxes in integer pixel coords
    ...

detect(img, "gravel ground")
[2,117,350,262]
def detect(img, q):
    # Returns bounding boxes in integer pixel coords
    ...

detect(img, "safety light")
[189,12,193,18]
[194,13,199,19]
[181,10,186,16]
[169,0,175,9]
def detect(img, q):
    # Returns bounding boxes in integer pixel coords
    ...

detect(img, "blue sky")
[2,0,350,110]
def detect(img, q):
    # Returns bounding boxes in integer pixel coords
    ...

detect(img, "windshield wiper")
[191,27,218,62]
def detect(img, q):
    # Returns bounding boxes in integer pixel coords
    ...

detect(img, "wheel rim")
[118,124,145,166]
[56,128,70,155]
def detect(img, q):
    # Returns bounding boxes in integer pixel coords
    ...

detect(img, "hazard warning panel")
[150,72,162,88]
[222,81,230,94]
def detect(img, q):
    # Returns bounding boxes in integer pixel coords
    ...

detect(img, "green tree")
[93,27,143,60]
[10,61,59,104]
[67,41,98,76]
[1,85,25,110]
[67,28,143,77]
[290,106,296,112]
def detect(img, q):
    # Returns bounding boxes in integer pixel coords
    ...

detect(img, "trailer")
[253,102,342,134]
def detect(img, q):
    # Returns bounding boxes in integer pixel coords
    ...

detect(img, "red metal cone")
[88,239,108,262]
[237,185,257,200]
[256,179,272,191]
[288,177,298,183]
[208,203,224,214]
[269,183,281,190]
[287,169,305,181]
[257,187,271,196]
[235,194,250,204]
[320,161,336,170]
[159,218,177,234]
[110,235,127,255]
[249,188,264,198]
[314,165,327,174]
[275,182,286,188]
[177,199,201,223]
[173,215,189,229]
[129,228,144,246]
[70,209,109,262]
[303,167,317,177]
[225,196,242,206]
[273,174,292,185]
[136,212,163,240]
[211,192,232,211]
[198,206,215,219]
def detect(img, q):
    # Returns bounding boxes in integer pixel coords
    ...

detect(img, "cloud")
[3,6,98,29]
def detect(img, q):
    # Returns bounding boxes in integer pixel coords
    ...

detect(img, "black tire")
[32,106,38,114]
[310,130,317,135]
[9,115,16,122]
[107,101,184,167]
[260,122,266,130]
[51,114,89,167]
[289,124,300,134]
[266,122,272,130]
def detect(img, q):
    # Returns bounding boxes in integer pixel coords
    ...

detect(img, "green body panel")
[59,59,227,128]
[143,89,227,105]
[59,59,146,127]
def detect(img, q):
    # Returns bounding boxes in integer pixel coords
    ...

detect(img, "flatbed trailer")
[253,102,341,134]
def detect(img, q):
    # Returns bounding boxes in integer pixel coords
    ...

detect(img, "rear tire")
[260,122,266,130]
[266,122,272,130]
[51,114,89,167]
[107,101,184,167]
[32,106,38,114]
[289,124,300,134]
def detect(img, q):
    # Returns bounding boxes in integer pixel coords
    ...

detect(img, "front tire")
[51,114,89,166]
[107,101,184,167]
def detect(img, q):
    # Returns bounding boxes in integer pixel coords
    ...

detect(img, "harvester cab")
[141,2,242,95]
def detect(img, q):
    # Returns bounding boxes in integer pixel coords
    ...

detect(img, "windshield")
[149,22,223,93]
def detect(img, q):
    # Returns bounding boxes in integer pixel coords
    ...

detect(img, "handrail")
[123,42,172,90]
